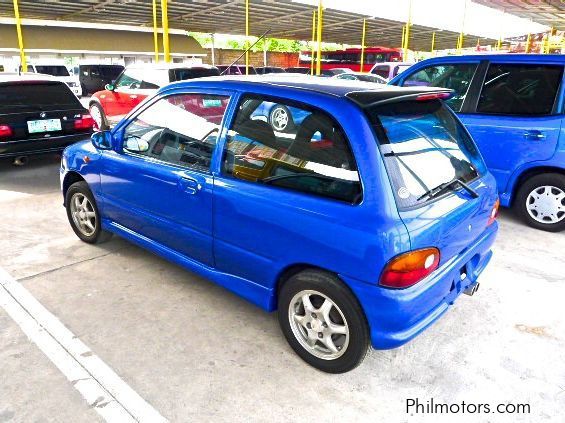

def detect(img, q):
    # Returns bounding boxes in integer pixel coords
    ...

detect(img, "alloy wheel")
[526,185,565,224]
[70,193,97,236]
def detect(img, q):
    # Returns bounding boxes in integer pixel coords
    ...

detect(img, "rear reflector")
[416,92,452,101]
[74,114,95,130]
[0,124,13,138]
[379,247,440,289]
[488,198,500,226]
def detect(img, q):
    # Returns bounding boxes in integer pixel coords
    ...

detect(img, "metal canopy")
[474,0,564,31]
[0,0,497,51]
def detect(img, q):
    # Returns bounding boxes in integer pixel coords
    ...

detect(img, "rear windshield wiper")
[417,177,479,202]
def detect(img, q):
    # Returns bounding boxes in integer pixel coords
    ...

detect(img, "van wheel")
[278,270,369,373]
[65,181,112,244]
[89,103,109,131]
[515,173,565,232]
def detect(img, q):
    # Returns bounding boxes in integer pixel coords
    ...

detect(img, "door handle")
[523,130,545,141]
[177,175,201,195]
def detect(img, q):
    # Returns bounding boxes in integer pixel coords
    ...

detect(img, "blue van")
[390,54,565,231]
[60,77,499,373]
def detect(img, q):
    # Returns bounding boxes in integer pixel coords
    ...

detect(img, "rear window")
[477,64,563,116]
[0,82,81,113]
[34,65,70,77]
[366,100,486,209]
[170,67,220,82]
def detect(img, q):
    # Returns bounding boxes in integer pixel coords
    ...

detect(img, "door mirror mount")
[91,131,114,150]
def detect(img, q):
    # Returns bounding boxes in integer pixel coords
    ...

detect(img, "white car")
[369,62,414,81]
[23,63,82,97]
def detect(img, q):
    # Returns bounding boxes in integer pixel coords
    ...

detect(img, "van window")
[371,66,390,79]
[223,95,362,204]
[366,100,486,209]
[34,65,70,77]
[400,64,478,112]
[122,93,230,172]
[476,64,563,115]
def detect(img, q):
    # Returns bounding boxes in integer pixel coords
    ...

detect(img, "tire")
[514,173,565,232]
[278,270,370,373]
[89,102,109,131]
[269,104,294,133]
[65,181,112,244]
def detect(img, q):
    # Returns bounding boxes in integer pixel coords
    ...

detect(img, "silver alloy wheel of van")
[288,289,349,360]
[526,185,565,224]
[70,193,97,236]
[270,106,290,132]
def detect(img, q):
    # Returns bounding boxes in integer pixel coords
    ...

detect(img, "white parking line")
[0,267,168,423]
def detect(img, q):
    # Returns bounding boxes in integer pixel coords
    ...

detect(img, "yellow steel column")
[497,36,502,51]
[401,25,406,52]
[525,33,531,53]
[152,0,159,63]
[457,0,467,53]
[310,10,316,75]
[360,18,367,73]
[12,0,27,72]
[403,0,412,60]
[315,0,323,76]
[161,0,170,62]
[245,0,249,75]
[431,31,435,53]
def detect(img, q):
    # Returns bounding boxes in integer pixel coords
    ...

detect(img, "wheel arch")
[62,171,86,205]
[510,166,565,206]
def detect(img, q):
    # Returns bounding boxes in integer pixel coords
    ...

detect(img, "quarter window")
[222,96,362,204]
[477,64,563,115]
[401,64,478,112]
[122,93,230,172]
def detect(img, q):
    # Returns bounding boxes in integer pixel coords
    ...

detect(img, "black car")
[256,66,286,74]
[79,64,124,95]
[0,74,94,161]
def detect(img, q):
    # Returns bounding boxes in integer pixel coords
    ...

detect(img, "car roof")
[412,53,565,65]
[0,72,57,83]
[126,63,218,70]
[164,74,451,104]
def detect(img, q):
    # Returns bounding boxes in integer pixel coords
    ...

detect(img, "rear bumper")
[342,222,498,349]
[0,133,89,158]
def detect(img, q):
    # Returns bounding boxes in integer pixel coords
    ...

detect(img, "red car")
[88,63,220,129]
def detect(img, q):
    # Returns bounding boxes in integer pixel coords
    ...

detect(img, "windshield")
[0,82,81,112]
[366,99,486,209]
[34,65,70,77]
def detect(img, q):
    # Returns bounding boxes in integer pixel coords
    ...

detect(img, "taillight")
[415,92,452,101]
[0,124,13,139]
[379,247,440,289]
[488,198,500,226]
[74,114,95,130]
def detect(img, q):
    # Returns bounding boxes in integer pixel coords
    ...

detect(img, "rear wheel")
[89,102,109,131]
[278,270,369,373]
[65,181,112,244]
[515,173,565,232]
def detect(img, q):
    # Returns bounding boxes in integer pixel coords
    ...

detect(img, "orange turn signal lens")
[488,198,500,226]
[379,247,440,289]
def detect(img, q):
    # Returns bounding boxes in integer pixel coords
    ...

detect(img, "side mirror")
[91,131,113,150]
[105,83,115,91]
[123,136,149,153]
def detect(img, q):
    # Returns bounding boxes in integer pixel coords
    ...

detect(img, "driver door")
[99,92,232,266]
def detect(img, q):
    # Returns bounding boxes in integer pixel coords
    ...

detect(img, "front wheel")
[278,270,369,373]
[65,181,112,244]
[515,173,565,232]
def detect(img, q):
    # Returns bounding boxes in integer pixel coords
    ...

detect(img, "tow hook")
[463,282,480,296]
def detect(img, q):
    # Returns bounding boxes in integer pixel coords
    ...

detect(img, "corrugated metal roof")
[474,0,563,30]
[0,0,497,51]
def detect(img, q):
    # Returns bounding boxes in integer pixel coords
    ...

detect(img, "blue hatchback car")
[390,54,565,231]
[60,76,499,373]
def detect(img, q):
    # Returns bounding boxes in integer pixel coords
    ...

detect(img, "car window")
[371,66,389,79]
[100,66,123,79]
[401,64,478,112]
[34,65,70,77]
[0,82,81,113]
[222,95,362,204]
[365,99,486,209]
[476,64,563,116]
[170,67,220,82]
[122,93,230,172]
[116,69,165,89]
